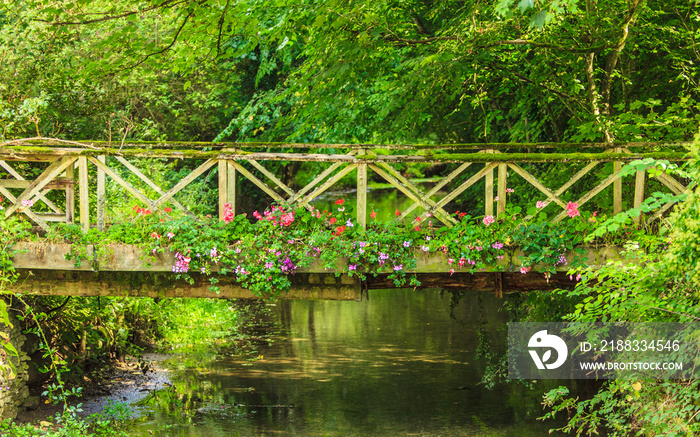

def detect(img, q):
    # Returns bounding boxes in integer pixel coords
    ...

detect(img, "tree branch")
[35,0,188,25]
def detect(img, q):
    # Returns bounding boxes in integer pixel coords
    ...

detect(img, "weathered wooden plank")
[655,170,686,195]
[634,169,645,224]
[227,161,236,215]
[484,151,494,216]
[78,156,89,232]
[497,163,507,217]
[0,179,72,190]
[96,156,106,231]
[613,148,623,214]
[65,162,75,223]
[218,159,228,221]
[1,158,71,214]
[9,138,692,151]
[1,146,688,164]
[357,155,368,230]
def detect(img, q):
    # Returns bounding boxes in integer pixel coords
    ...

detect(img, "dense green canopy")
[1,0,698,143]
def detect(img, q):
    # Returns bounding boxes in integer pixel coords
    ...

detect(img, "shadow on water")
[126,289,585,436]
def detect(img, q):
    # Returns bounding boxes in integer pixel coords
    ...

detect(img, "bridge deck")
[11,243,624,300]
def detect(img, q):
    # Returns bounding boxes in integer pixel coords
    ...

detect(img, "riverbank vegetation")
[1,0,699,434]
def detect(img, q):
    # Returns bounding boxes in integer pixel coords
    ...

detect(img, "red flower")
[330,217,337,225]
[335,199,345,205]
[142,209,152,215]
[164,207,172,213]
[370,210,377,219]
[395,209,401,216]
[415,217,421,222]
[333,225,346,235]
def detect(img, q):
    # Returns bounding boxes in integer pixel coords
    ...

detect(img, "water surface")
[126,289,569,436]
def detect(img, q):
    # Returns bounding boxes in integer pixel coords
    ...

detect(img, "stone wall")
[0,302,29,420]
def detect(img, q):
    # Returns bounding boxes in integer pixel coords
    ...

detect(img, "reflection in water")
[128,290,569,436]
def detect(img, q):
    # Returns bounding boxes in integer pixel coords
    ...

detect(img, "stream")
[123,289,573,436]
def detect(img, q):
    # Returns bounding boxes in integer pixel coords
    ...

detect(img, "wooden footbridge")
[1,138,692,300]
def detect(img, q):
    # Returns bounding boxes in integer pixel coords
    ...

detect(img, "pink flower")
[566,201,580,218]
[536,201,547,209]
[483,215,495,226]
[506,188,514,193]
[21,199,35,207]
[223,203,235,223]
[151,232,161,239]
[520,266,531,274]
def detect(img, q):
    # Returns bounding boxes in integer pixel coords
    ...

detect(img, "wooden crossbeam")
[371,162,456,227]
[0,160,65,214]
[298,164,357,208]
[247,159,295,198]
[288,162,345,204]
[0,185,52,230]
[551,166,625,222]
[428,163,499,214]
[4,156,77,218]
[508,164,568,209]
[655,170,687,195]
[114,156,192,216]
[88,156,156,211]
[400,163,472,218]
[152,159,217,210]
[230,161,287,204]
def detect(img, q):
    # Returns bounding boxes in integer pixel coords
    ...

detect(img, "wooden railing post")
[96,156,106,231]
[65,161,75,224]
[357,149,368,230]
[634,168,645,224]
[484,150,494,216]
[613,147,622,214]
[497,163,507,217]
[78,156,89,232]
[218,158,237,220]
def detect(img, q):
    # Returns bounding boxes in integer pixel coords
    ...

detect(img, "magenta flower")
[566,201,580,217]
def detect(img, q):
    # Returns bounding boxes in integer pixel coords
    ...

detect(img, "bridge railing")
[0,138,692,232]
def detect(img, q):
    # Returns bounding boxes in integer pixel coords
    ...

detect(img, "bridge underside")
[9,243,621,300]
[12,269,578,301]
